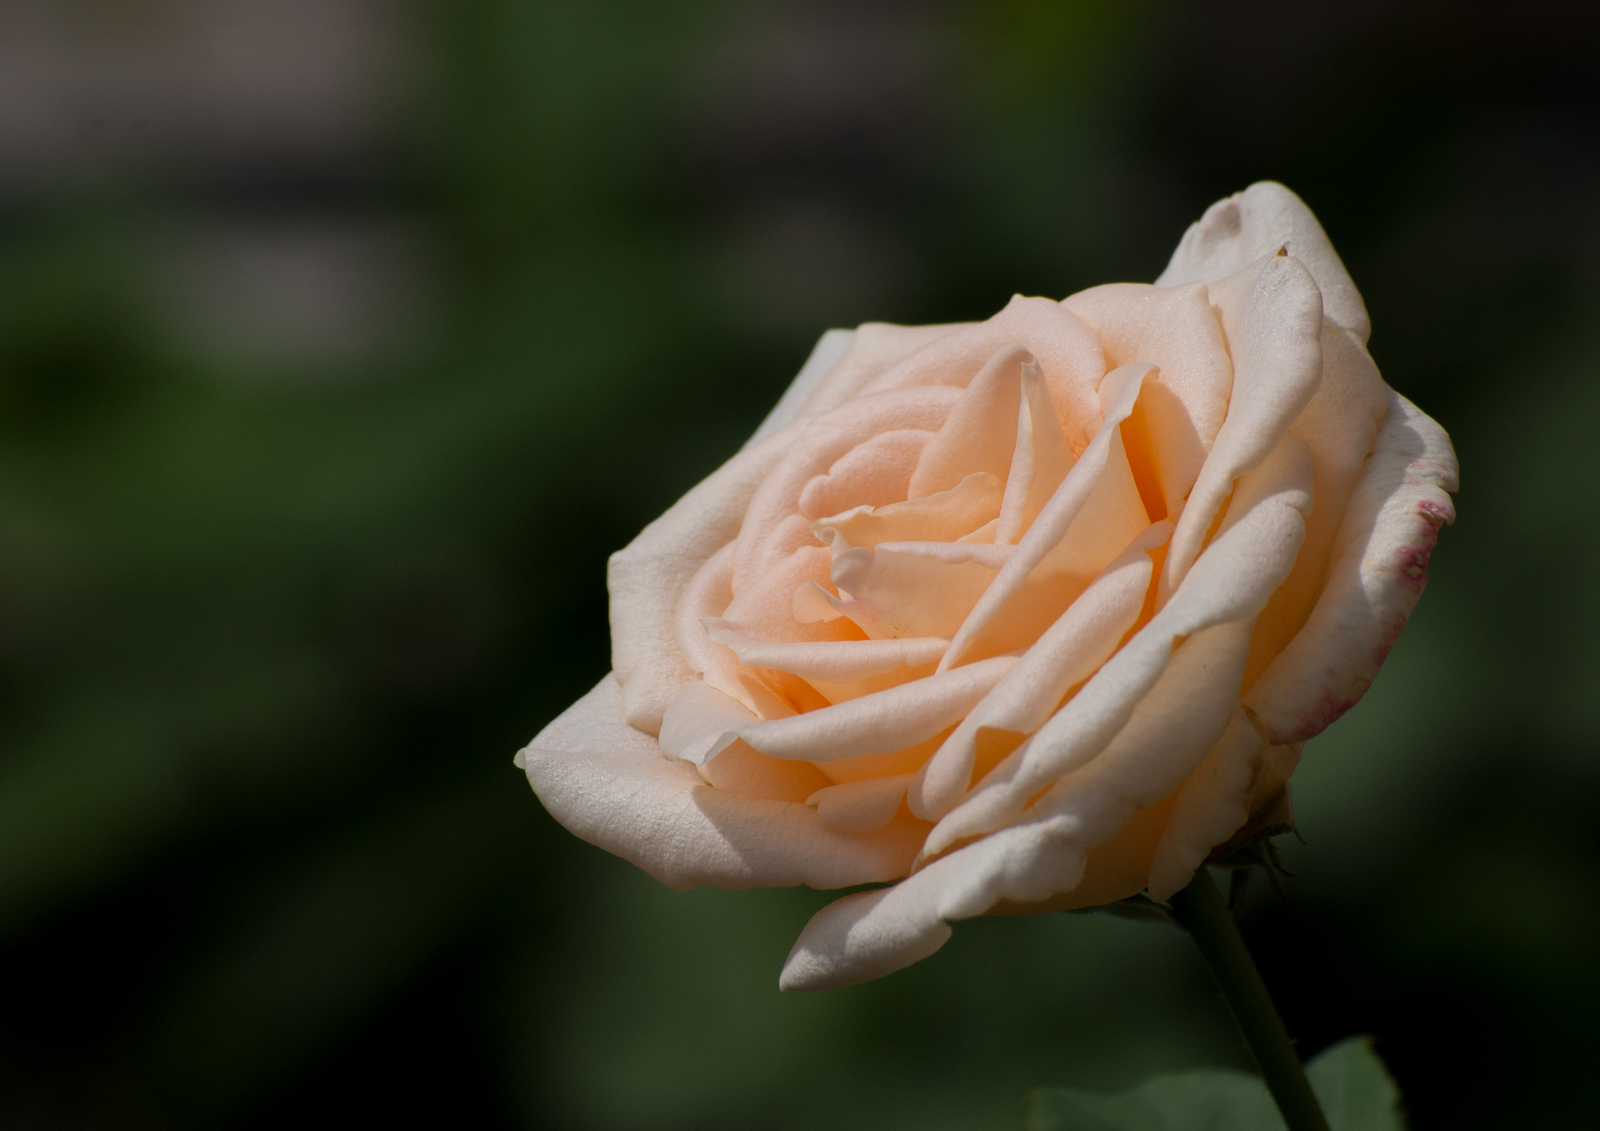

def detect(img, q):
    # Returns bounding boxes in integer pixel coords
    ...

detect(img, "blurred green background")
[0,1,1595,1127]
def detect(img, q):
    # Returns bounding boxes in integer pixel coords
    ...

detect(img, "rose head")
[516,183,1458,990]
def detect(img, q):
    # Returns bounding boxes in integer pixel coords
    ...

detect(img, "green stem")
[1168,867,1331,1131]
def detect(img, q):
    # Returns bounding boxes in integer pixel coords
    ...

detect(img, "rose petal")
[996,356,1077,544]
[720,546,851,646]
[780,881,954,990]
[780,618,1253,990]
[700,621,948,683]
[701,739,837,803]
[807,774,917,832]
[703,545,861,718]
[744,328,856,449]
[861,295,1107,454]
[782,782,1155,990]
[970,617,1254,881]
[907,343,1032,499]
[736,386,964,591]
[1145,707,1303,901]
[799,321,971,420]
[798,429,934,519]
[1241,325,1391,689]
[1162,251,1323,602]
[1062,280,1232,453]
[1244,389,1458,743]
[813,471,1003,550]
[925,433,1313,854]
[827,540,1009,640]
[610,424,804,734]
[724,655,1018,764]
[909,520,1171,819]
[520,675,925,892]
[660,675,761,764]
[940,362,1155,670]
[1011,619,1254,847]
[1155,181,1370,343]
[673,541,753,711]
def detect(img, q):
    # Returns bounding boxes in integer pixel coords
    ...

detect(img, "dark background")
[0,1,1596,1127]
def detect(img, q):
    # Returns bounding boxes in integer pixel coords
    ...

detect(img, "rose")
[516,183,1458,990]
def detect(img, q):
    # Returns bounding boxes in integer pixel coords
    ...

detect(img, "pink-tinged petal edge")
[1244,389,1458,744]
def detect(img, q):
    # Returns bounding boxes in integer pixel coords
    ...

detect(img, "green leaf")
[1026,1067,1280,1131]
[1305,1038,1406,1131]
[1025,1037,1404,1131]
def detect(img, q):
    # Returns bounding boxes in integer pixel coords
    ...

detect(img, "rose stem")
[1167,866,1331,1131]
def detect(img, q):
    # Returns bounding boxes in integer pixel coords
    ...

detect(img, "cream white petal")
[613,329,950,735]
[813,472,1004,550]
[1017,618,1256,849]
[828,541,1005,640]
[780,881,956,990]
[797,429,934,519]
[1244,389,1458,743]
[675,542,738,682]
[1156,181,1370,343]
[1163,252,1323,601]
[1144,707,1264,900]
[659,676,762,765]
[990,626,1248,907]
[519,675,924,891]
[782,806,1129,990]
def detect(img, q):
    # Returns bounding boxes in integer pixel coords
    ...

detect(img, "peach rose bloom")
[516,183,1458,990]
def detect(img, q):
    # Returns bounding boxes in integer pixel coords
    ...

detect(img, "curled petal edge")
[519,675,925,892]
[1244,389,1459,744]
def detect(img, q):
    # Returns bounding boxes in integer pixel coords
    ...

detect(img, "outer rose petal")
[1241,326,1391,689]
[1244,389,1459,743]
[1162,251,1323,600]
[796,322,970,422]
[781,618,1253,990]
[1156,181,1371,343]
[744,329,856,448]
[609,422,806,734]
[1144,707,1306,901]
[519,675,925,890]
